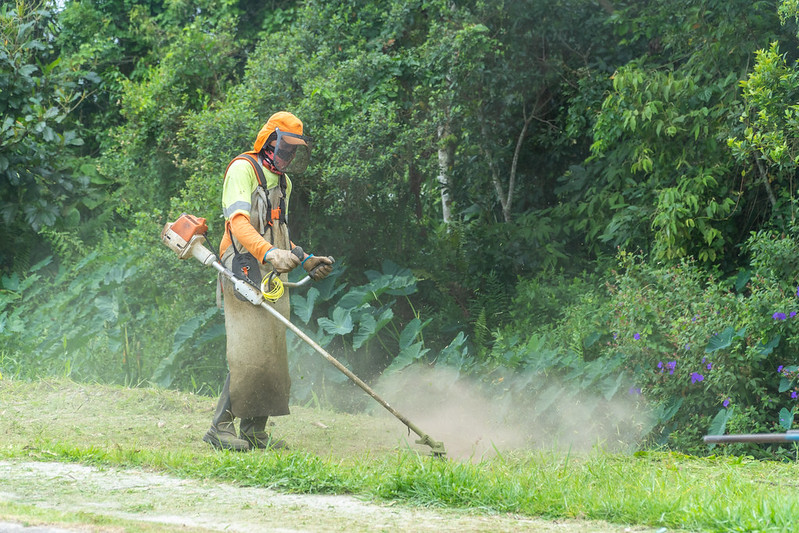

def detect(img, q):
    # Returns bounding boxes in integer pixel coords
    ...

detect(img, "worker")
[203,111,334,451]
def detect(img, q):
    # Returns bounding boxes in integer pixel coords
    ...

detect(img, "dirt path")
[0,461,659,533]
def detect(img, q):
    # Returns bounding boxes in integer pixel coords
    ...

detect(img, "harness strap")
[225,220,243,257]
[225,152,287,226]
[225,152,267,187]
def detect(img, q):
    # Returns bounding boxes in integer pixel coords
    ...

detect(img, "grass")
[2,378,799,532]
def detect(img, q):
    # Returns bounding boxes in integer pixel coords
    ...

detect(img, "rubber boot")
[203,374,250,451]
[240,416,289,450]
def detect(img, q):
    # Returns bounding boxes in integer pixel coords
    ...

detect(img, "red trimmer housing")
[161,213,214,264]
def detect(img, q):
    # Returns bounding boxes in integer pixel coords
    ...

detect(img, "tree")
[422,1,633,279]
[727,1,799,230]
[0,1,96,271]
[557,0,793,265]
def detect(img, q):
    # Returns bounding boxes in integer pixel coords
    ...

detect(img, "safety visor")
[273,128,312,174]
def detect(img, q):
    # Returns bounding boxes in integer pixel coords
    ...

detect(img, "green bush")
[592,242,799,452]
[0,211,227,392]
[475,228,799,456]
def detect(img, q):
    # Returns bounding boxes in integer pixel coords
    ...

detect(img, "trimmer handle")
[266,248,304,287]
[282,246,312,288]
[309,257,334,279]
[285,246,333,286]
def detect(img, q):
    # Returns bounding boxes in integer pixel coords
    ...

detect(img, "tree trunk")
[754,152,777,210]
[437,121,454,224]
[508,111,536,220]
[480,120,508,221]
[480,107,536,223]
[409,160,424,222]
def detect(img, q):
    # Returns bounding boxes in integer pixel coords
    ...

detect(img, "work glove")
[302,254,335,281]
[263,248,300,273]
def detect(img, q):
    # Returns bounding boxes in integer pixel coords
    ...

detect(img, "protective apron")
[221,175,292,418]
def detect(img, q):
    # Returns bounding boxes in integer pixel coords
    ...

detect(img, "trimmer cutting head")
[416,435,447,458]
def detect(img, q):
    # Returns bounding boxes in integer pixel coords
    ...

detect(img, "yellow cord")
[261,273,284,302]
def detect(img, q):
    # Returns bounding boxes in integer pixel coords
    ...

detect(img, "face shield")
[272,128,312,174]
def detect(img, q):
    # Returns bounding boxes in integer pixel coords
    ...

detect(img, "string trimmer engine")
[161,213,215,265]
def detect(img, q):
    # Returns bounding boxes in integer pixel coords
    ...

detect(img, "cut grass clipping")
[2,378,799,531]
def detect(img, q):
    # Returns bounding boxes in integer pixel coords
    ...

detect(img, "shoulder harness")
[225,152,287,226]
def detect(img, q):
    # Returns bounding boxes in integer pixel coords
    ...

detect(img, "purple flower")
[707,362,713,370]
[690,372,704,384]
[685,344,690,350]
[702,357,706,364]
[692,316,698,322]
[666,361,676,375]
[629,387,642,395]
[792,311,797,318]
[634,333,641,340]
[723,398,730,408]
[792,391,798,400]
[779,365,784,373]
[774,312,788,321]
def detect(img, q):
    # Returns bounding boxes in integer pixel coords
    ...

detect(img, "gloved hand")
[263,248,301,273]
[302,254,335,280]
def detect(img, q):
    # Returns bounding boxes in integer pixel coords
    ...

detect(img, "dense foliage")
[6,0,799,456]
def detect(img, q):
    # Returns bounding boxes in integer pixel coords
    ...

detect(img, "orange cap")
[253,111,304,152]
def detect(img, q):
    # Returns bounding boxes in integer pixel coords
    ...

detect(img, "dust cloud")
[372,365,652,460]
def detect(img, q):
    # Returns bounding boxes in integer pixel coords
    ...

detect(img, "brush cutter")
[161,213,447,457]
